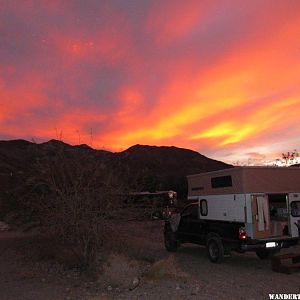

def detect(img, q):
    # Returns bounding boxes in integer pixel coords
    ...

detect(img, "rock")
[132,277,139,286]
[107,285,113,291]
[130,277,140,291]
[0,221,10,231]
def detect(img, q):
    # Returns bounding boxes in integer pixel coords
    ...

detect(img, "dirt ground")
[0,221,300,300]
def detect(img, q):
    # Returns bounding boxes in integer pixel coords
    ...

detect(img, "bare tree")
[281,150,299,166]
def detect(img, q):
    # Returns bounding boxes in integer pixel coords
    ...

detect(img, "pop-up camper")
[164,167,300,262]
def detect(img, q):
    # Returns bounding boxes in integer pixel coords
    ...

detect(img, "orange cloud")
[1,1,300,163]
[146,0,217,46]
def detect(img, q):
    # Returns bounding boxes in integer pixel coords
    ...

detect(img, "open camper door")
[252,195,271,239]
[288,193,300,238]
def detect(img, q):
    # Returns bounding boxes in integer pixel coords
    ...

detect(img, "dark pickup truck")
[164,203,299,263]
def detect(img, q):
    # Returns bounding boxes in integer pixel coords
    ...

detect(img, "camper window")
[291,201,300,217]
[211,175,232,188]
[200,199,208,216]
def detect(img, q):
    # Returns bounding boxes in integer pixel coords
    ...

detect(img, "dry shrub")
[26,148,123,271]
[145,255,188,281]
[101,253,143,288]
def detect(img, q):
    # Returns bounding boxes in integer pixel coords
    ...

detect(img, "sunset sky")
[1,0,300,164]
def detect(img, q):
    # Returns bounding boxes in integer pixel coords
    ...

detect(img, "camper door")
[252,195,271,239]
[288,193,300,238]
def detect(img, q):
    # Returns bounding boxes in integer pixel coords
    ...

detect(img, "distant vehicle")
[124,190,178,219]
[164,167,300,263]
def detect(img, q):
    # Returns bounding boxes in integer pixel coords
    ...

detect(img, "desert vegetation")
[280,150,299,166]
[29,148,125,270]
[1,143,127,272]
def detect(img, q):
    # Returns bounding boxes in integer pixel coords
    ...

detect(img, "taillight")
[239,227,247,240]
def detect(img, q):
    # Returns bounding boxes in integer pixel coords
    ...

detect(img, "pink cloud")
[1,1,300,163]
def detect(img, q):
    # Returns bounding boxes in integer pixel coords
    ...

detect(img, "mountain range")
[0,139,232,214]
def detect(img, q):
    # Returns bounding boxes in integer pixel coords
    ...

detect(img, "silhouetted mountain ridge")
[117,144,231,194]
[0,139,232,198]
[119,144,228,174]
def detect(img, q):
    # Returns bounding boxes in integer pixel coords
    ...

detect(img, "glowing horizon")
[1,1,300,164]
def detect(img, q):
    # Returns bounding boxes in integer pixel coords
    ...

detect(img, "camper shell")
[164,167,300,263]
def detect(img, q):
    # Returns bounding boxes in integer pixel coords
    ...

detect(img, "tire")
[207,236,224,263]
[256,248,279,259]
[164,226,178,252]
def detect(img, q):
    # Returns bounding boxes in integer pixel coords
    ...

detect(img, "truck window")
[181,204,198,219]
[291,201,300,217]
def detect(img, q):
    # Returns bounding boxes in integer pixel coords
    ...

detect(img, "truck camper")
[164,167,300,263]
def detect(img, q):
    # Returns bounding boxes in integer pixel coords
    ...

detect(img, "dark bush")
[26,148,123,270]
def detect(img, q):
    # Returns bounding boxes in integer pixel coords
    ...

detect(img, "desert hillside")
[0,139,231,198]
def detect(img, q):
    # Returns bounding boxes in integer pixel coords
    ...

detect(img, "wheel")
[207,236,224,263]
[256,248,279,259]
[164,226,178,252]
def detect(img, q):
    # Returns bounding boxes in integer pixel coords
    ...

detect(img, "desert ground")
[1,220,299,300]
